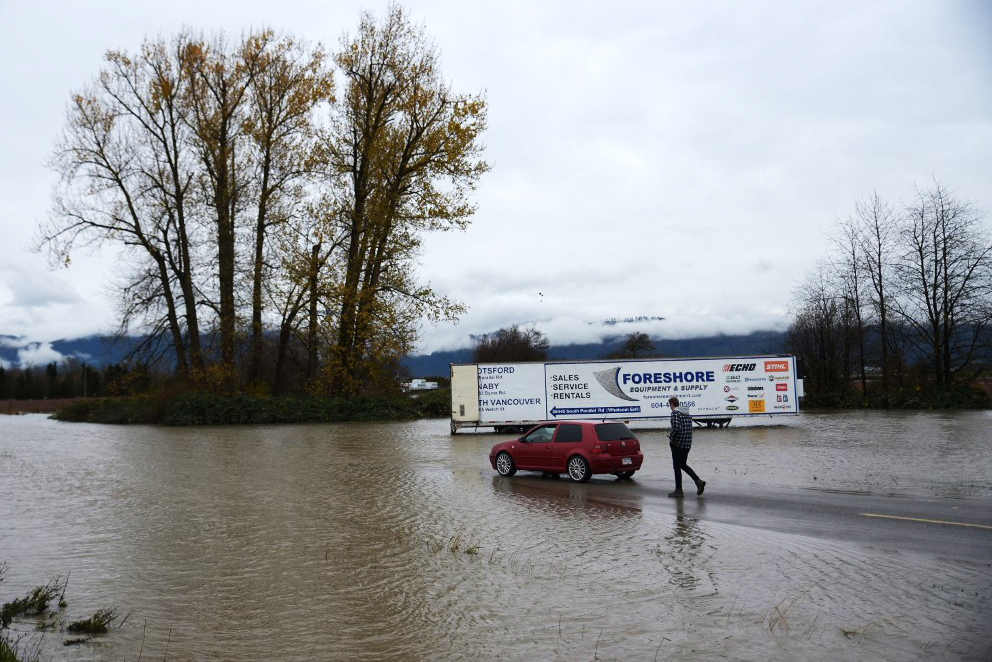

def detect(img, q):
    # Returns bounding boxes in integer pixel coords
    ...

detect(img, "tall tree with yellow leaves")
[323,3,489,394]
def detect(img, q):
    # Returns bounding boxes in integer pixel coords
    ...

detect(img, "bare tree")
[787,262,858,402]
[831,216,868,394]
[892,181,992,385]
[854,192,898,405]
[42,37,208,376]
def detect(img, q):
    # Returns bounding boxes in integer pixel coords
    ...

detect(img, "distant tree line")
[0,360,152,400]
[37,4,488,398]
[472,324,550,363]
[789,180,992,407]
[471,327,660,363]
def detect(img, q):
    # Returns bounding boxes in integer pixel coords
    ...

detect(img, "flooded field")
[1,410,991,660]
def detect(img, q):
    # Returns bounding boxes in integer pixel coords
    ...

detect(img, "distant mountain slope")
[4,329,789,375]
[401,330,789,377]
[0,335,19,365]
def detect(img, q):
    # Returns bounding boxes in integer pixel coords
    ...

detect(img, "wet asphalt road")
[556,476,992,563]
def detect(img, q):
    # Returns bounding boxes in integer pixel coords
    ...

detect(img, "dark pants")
[670,444,700,490]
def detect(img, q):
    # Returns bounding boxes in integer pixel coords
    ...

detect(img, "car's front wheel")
[567,455,591,482]
[495,451,516,477]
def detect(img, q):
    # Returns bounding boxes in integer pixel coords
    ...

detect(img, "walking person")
[667,397,705,498]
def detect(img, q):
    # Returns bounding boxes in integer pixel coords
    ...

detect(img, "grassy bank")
[51,388,451,426]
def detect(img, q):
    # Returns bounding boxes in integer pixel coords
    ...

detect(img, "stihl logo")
[764,361,789,372]
[723,363,756,372]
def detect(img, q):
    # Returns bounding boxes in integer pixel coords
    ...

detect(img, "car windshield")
[594,423,634,441]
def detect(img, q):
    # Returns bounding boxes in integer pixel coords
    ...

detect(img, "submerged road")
[649,484,992,563]
[496,474,992,563]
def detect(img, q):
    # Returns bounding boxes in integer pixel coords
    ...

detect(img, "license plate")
[622,457,632,465]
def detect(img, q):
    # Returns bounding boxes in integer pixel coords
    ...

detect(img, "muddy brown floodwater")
[1,410,991,660]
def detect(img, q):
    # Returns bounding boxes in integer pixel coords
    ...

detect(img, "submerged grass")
[1,574,67,662]
[0,577,67,629]
[0,635,42,662]
[1,564,126,659]
[66,607,120,635]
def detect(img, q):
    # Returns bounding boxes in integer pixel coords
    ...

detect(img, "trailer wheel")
[495,451,516,477]
[567,456,591,483]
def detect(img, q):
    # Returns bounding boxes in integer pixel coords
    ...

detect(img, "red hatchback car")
[489,420,643,482]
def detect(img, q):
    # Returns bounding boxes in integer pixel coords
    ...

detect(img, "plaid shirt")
[669,408,693,449]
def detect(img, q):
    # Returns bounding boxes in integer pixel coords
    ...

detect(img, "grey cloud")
[5,267,84,308]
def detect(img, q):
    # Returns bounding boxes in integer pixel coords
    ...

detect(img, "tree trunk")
[306,242,321,381]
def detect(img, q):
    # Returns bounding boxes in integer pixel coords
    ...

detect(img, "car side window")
[524,425,556,443]
[555,424,582,443]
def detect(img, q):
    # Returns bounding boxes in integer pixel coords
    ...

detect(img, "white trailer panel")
[451,355,799,432]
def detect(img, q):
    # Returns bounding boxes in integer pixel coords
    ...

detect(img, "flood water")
[1,410,991,660]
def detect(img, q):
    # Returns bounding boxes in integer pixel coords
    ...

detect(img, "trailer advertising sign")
[476,362,546,422]
[474,356,798,424]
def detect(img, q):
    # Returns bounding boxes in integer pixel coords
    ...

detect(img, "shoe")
[667,489,684,498]
[696,480,706,495]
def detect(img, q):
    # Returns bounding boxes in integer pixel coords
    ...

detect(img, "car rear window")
[594,423,634,441]
[555,424,582,443]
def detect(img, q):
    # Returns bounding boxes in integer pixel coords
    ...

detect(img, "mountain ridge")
[403,330,789,376]
[2,330,790,376]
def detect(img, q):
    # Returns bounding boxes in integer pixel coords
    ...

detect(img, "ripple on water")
[0,414,989,661]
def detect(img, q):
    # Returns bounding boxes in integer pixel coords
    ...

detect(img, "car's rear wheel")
[614,470,635,479]
[567,455,591,482]
[495,451,516,477]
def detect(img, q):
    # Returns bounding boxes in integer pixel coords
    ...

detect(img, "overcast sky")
[1,0,990,365]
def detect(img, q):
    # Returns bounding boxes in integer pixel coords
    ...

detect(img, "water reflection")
[489,474,644,518]
[657,500,709,590]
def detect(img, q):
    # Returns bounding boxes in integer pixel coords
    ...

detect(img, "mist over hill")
[0,334,134,368]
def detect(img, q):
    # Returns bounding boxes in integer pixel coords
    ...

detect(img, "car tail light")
[592,443,608,454]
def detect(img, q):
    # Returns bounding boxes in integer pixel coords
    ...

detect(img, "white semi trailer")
[449,355,802,433]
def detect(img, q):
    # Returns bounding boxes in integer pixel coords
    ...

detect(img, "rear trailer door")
[451,365,480,428]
